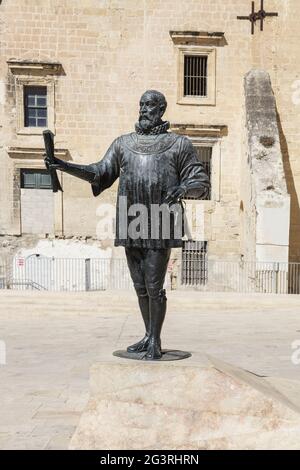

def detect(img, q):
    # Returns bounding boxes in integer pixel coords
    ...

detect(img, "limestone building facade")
[0,0,299,277]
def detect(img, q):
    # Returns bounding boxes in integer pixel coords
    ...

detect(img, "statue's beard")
[139,115,161,132]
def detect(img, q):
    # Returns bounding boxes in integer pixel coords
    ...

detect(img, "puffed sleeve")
[86,138,121,197]
[178,136,211,199]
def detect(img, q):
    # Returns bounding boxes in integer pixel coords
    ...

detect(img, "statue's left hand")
[44,153,64,171]
[164,185,187,204]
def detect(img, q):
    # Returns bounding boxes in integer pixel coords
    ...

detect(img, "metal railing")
[0,256,300,294]
[7,280,48,290]
[0,256,133,292]
[179,259,300,294]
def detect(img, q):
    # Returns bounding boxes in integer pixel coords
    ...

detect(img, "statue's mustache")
[139,114,151,121]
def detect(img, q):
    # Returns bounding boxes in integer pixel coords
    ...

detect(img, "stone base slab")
[70,354,300,450]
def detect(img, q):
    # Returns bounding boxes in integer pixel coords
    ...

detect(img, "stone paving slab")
[0,290,300,449]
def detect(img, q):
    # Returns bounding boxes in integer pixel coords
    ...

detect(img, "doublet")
[88,131,210,248]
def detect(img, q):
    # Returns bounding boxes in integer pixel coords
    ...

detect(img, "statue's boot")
[145,289,167,360]
[127,295,150,353]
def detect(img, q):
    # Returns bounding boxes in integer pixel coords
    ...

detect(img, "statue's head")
[138,90,167,132]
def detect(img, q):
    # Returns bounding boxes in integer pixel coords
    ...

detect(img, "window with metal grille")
[24,86,47,127]
[184,55,208,97]
[181,240,208,285]
[21,169,52,190]
[184,146,212,200]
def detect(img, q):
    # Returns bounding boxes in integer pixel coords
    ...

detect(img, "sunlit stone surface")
[70,355,300,450]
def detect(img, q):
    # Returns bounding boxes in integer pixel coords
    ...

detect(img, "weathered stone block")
[70,356,300,450]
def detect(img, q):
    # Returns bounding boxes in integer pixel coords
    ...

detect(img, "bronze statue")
[44,90,210,360]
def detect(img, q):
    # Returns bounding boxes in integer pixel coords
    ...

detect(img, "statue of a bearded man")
[45,90,210,360]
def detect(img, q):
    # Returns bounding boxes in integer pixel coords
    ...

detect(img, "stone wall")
[0,0,299,261]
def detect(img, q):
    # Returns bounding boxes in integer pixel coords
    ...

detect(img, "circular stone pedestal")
[113,349,192,361]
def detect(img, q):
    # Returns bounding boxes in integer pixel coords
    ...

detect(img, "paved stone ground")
[0,290,300,449]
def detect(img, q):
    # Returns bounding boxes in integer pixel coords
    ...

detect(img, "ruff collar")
[135,120,170,135]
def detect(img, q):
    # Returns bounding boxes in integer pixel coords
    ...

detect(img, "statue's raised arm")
[43,133,120,196]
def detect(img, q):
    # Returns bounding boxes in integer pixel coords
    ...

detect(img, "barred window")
[24,86,47,127]
[184,55,208,97]
[184,146,212,200]
[181,240,208,286]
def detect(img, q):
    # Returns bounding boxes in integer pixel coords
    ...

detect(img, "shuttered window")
[184,55,208,97]
[21,169,52,189]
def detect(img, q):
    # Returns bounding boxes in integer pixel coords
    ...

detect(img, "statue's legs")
[125,247,171,359]
[145,288,167,360]
[125,248,150,353]
[127,292,150,353]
